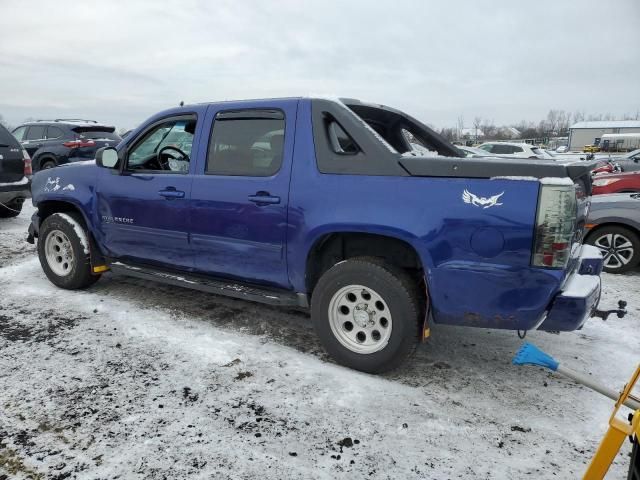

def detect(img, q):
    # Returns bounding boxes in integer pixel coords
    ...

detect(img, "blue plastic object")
[512,342,559,371]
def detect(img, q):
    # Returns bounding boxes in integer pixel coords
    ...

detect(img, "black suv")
[11,119,121,171]
[0,123,31,218]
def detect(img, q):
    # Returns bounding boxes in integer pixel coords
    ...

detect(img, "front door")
[95,114,200,270]
[189,100,298,288]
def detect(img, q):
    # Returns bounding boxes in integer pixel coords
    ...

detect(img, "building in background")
[568,120,640,151]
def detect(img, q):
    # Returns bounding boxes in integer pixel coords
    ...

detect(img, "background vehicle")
[585,193,640,273]
[28,97,602,373]
[604,148,640,172]
[477,141,546,159]
[592,171,640,195]
[584,144,601,153]
[0,123,32,218]
[556,145,568,153]
[456,145,491,157]
[600,133,640,152]
[11,119,121,171]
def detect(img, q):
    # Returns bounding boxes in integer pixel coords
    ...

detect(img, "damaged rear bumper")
[537,245,603,332]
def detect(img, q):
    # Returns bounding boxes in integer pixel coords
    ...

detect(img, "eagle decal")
[462,189,504,209]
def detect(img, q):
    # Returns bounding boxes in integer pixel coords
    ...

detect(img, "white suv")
[478,142,546,159]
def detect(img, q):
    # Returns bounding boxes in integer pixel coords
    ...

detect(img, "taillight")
[532,184,577,268]
[22,149,32,176]
[63,139,96,149]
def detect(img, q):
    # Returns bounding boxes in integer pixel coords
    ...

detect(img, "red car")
[592,171,640,195]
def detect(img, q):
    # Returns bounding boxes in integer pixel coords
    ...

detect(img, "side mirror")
[96,147,119,169]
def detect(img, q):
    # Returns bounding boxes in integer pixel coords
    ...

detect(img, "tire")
[311,257,422,373]
[40,159,57,170]
[586,225,640,273]
[37,212,101,289]
[0,199,23,218]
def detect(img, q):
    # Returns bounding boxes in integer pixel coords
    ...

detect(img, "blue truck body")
[29,97,603,341]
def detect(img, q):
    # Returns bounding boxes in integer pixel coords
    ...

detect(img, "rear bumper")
[0,177,31,203]
[537,244,603,331]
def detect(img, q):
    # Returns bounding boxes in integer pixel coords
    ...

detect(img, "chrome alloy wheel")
[44,229,75,277]
[594,232,635,269]
[328,284,392,354]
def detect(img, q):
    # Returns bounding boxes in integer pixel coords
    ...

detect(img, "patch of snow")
[491,176,538,181]
[580,244,603,260]
[539,177,574,186]
[0,176,29,187]
[54,212,89,254]
[560,273,600,298]
[62,184,75,191]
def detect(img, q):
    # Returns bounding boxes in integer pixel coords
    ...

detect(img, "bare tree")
[572,111,585,125]
[456,115,464,141]
[473,116,482,143]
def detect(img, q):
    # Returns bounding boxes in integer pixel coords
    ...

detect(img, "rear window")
[72,127,120,141]
[0,124,21,148]
[531,147,542,155]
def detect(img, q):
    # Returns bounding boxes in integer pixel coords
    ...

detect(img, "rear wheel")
[587,226,640,273]
[311,257,422,373]
[40,160,57,170]
[37,212,100,289]
[0,199,23,218]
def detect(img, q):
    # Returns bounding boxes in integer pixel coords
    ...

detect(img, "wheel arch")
[585,221,640,243]
[36,199,107,266]
[34,153,57,170]
[303,227,430,294]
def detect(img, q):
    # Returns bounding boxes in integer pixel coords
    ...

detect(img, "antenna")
[179,101,184,107]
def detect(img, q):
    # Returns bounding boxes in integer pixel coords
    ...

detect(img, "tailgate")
[0,125,24,183]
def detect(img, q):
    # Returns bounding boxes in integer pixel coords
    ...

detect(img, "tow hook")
[592,300,627,321]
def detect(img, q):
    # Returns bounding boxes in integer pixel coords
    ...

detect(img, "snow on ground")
[1,205,638,479]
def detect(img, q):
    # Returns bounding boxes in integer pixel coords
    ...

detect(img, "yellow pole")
[583,365,640,480]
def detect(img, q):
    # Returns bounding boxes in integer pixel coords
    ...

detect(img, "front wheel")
[37,212,100,289]
[311,257,422,373]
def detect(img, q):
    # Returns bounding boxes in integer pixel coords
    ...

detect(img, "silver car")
[585,193,640,273]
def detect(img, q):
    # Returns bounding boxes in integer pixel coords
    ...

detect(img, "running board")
[108,261,309,308]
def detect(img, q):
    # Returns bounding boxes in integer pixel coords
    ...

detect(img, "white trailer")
[601,133,640,152]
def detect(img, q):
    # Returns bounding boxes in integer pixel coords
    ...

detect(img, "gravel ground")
[1,204,638,479]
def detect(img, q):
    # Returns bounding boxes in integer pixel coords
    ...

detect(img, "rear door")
[0,124,24,183]
[22,125,47,158]
[189,100,298,288]
[95,112,204,270]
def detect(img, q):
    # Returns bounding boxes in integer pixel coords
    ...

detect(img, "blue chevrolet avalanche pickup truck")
[28,97,605,373]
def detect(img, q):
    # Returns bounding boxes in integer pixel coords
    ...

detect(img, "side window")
[492,144,511,155]
[127,117,196,173]
[12,126,27,142]
[512,146,523,153]
[46,126,64,139]
[479,144,493,152]
[328,121,359,154]
[25,125,46,141]
[207,110,285,176]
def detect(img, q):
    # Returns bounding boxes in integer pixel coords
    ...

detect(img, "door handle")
[248,191,280,206]
[158,187,185,199]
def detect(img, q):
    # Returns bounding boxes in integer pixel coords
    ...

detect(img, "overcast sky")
[1,0,639,130]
